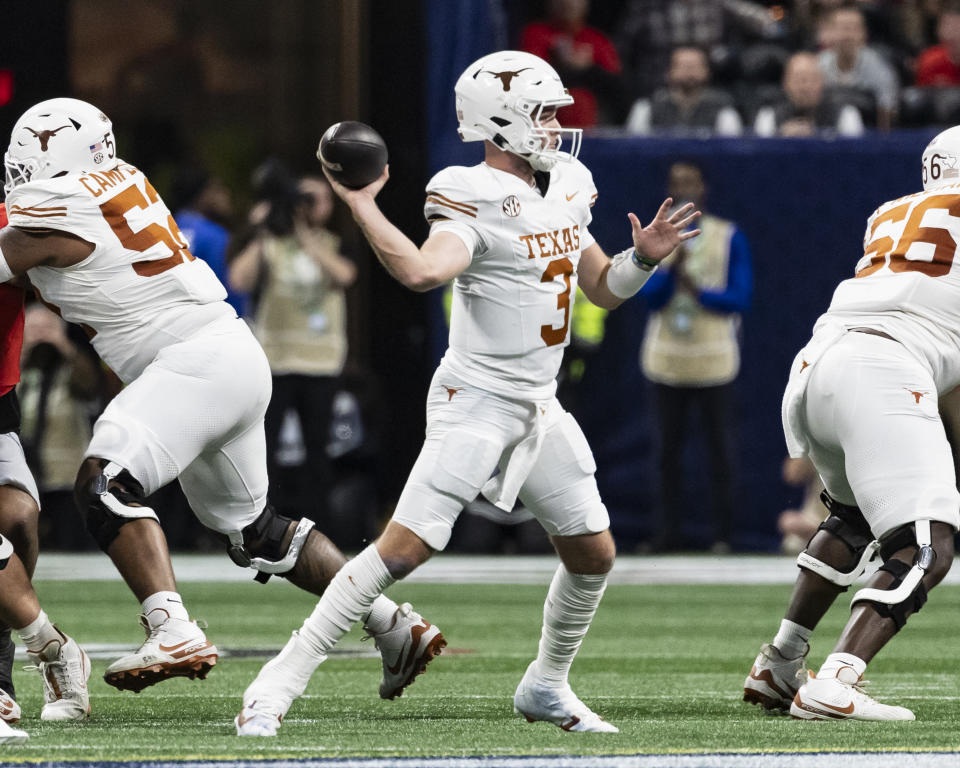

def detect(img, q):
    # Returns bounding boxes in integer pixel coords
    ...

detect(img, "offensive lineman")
[743,127,960,720]
[0,203,91,742]
[236,50,700,736]
[0,98,441,701]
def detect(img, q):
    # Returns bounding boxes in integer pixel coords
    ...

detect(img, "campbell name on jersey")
[821,184,960,392]
[424,158,598,399]
[6,161,232,383]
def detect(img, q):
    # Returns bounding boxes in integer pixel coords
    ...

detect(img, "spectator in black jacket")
[626,46,743,135]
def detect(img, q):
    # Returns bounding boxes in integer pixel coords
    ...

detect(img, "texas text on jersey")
[5,163,232,383]
[425,157,598,400]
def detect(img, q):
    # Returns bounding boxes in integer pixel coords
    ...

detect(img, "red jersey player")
[0,201,91,742]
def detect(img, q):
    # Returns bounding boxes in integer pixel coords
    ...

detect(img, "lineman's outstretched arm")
[578,198,700,310]
[0,226,93,277]
[323,165,470,292]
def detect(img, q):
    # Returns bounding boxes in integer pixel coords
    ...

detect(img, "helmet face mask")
[455,51,582,172]
[921,125,960,191]
[4,97,117,195]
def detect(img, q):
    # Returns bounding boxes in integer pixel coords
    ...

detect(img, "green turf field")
[3,578,959,762]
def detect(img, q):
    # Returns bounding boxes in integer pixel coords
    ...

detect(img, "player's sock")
[817,652,867,680]
[16,610,61,653]
[773,618,811,658]
[533,565,607,687]
[299,544,395,656]
[141,591,190,626]
[362,594,401,635]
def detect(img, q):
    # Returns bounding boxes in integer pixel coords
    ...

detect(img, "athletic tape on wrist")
[606,247,655,299]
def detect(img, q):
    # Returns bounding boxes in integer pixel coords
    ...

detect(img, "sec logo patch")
[502,195,521,217]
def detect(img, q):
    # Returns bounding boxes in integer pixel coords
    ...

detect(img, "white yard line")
[30,552,960,586]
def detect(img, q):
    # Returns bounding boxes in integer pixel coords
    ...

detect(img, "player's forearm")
[584,262,626,310]
[349,198,441,291]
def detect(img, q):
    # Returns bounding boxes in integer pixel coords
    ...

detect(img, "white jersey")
[819,185,960,393]
[425,159,598,399]
[6,161,232,383]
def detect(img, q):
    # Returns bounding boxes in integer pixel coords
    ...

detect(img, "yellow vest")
[641,214,740,386]
[253,231,348,376]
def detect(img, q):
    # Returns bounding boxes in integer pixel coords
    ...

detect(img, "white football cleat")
[104,615,217,692]
[367,602,446,700]
[236,629,326,737]
[790,667,915,721]
[513,661,618,733]
[743,642,808,711]
[0,717,27,745]
[235,701,283,737]
[26,630,91,721]
[0,688,21,724]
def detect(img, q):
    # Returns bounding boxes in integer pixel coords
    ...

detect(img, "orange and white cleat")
[743,642,808,712]
[26,630,91,721]
[104,615,217,693]
[0,687,20,724]
[367,602,446,700]
[791,667,915,721]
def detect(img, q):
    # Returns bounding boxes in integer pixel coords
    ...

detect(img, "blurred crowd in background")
[511,0,960,135]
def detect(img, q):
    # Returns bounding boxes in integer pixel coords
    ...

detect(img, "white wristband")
[0,244,13,283]
[606,248,655,299]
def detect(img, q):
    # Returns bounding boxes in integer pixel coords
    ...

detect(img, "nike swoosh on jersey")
[565,192,578,201]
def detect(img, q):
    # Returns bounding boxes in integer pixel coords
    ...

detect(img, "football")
[317,121,388,189]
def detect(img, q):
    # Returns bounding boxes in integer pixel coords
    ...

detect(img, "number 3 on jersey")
[541,256,574,347]
[858,194,960,278]
[99,179,195,276]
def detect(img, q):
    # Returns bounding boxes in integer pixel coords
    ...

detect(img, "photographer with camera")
[229,161,356,523]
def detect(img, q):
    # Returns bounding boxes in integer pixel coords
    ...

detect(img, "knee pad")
[226,506,315,583]
[795,492,880,589]
[0,534,11,570]
[77,462,158,551]
[851,520,935,630]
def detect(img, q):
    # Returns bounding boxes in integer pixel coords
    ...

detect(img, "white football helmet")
[455,50,582,172]
[4,97,117,194]
[921,125,960,191]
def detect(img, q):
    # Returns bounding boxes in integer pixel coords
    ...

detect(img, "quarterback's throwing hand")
[628,198,701,266]
[323,164,390,208]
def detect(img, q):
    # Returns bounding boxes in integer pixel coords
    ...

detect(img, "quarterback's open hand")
[628,198,701,266]
[322,165,390,208]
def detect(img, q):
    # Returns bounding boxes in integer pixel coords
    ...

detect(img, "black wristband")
[630,249,659,271]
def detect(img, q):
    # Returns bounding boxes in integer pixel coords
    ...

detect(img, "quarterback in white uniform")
[0,98,439,701]
[236,50,699,736]
[743,128,960,721]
